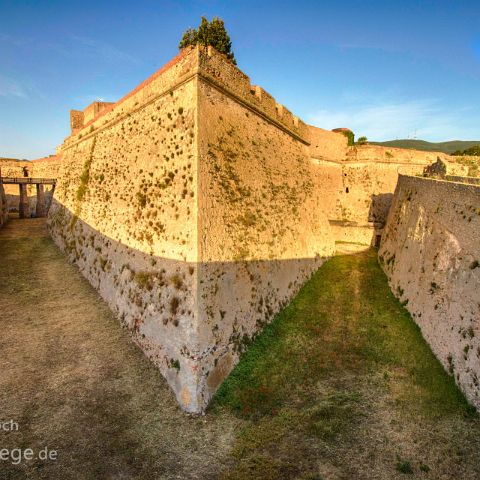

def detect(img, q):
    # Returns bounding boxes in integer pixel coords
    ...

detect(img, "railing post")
[36,184,46,217]
[19,184,29,219]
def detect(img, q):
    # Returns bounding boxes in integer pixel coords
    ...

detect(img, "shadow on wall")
[368,193,394,225]
[368,193,394,247]
[47,198,327,412]
[330,193,395,247]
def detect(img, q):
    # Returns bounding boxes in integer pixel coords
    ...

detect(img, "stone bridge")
[0,177,56,218]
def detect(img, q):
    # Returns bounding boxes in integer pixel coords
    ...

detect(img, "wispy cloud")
[308,98,477,141]
[0,75,27,98]
[0,33,31,47]
[71,36,139,64]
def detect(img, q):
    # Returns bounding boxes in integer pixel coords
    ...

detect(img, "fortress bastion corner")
[2,44,470,412]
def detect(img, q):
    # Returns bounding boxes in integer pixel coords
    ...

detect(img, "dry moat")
[1,217,479,480]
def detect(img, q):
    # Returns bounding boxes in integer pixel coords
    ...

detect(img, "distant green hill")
[371,139,480,154]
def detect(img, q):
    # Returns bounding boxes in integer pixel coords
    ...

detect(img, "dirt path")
[0,219,236,480]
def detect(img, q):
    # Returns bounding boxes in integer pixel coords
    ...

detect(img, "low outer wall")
[379,175,480,408]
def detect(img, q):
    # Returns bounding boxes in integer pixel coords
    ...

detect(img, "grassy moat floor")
[0,218,479,479]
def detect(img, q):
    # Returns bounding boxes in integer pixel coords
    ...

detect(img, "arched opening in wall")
[375,234,382,247]
[345,187,349,193]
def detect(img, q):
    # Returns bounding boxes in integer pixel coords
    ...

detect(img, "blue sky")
[1,0,479,159]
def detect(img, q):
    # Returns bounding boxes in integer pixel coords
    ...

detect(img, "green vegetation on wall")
[178,16,236,64]
[71,136,97,227]
[342,130,355,146]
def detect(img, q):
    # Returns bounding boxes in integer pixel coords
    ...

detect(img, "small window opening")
[345,187,349,193]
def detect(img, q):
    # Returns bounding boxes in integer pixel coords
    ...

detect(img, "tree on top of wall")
[178,16,236,64]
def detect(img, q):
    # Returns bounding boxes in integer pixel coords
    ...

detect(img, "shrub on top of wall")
[343,130,355,146]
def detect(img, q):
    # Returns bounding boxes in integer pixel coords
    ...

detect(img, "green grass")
[213,249,478,479]
[214,250,470,418]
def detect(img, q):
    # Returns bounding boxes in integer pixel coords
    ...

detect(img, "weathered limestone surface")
[9,44,473,412]
[46,46,336,412]
[447,175,480,185]
[311,147,468,245]
[49,50,201,410]
[379,175,480,408]
[195,49,334,403]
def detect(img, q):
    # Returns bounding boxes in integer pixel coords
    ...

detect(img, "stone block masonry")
[379,175,480,408]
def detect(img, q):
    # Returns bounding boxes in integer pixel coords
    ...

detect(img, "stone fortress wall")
[194,48,335,401]
[446,175,480,185]
[38,45,332,412]
[48,47,203,411]
[379,175,480,408]
[0,45,476,410]
[311,145,467,245]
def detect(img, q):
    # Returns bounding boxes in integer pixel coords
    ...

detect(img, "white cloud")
[0,75,27,98]
[307,98,478,141]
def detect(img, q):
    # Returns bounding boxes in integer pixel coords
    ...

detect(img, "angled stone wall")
[48,49,202,411]
[46,46,336,412]
[195,47,334,405]
[310,148,469,246]
[379,175,480,408]
[40,44,477,412]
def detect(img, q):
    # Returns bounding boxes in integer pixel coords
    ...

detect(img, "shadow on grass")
[212,249,478,480]
[213,249,472,419]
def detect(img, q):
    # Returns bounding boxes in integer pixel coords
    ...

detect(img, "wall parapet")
[446,175,480,185]
[61,46,200,150]
[62,46,313,152]
[198,46,310,143]
[395,173,480,195]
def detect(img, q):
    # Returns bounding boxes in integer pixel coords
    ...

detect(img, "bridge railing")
[0,177,57,185]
